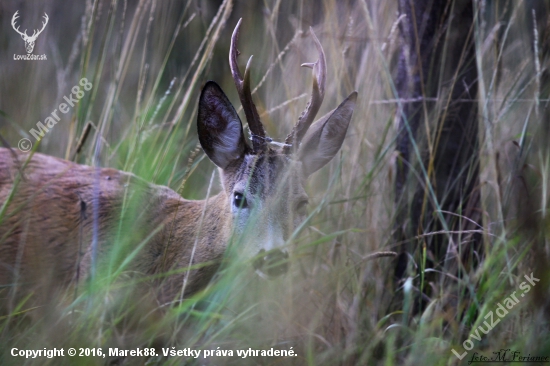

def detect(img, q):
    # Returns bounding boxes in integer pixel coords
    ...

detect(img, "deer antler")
[11,12,49,40]
[283,27,326,154]
[31,13,49,39]
[230,18,266,152]
[11,11,27,37]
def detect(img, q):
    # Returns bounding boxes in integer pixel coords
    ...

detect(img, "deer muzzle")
[253,248,289,278]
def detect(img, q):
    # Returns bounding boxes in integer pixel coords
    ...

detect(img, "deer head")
[197,20,357,278]
[11,11,49,54]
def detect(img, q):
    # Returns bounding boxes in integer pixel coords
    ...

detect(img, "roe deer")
[0,19,357,305]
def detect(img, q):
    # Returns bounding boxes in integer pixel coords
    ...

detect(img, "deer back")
[0,149,231,303]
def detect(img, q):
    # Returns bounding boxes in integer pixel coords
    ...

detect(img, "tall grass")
[0,0,549,365]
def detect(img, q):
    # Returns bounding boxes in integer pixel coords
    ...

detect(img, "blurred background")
[1,0,549,365]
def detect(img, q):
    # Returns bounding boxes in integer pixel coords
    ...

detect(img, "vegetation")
[0,0,548,365]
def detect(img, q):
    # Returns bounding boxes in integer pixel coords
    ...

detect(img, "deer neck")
[157,190,232,265]
[150,190,231,297]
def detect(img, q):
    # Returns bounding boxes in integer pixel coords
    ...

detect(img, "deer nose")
[253,249,289,278]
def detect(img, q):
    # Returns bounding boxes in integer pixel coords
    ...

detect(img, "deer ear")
[198,81,248,169]
[298,92,357,177]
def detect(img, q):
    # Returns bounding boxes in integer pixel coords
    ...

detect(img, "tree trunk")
[393,0,480,287]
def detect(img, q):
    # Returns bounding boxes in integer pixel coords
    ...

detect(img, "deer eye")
[233,192,248,209]
[296,199,309,215]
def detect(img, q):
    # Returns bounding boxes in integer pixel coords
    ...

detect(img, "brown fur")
[0,24,357,311]
[0,148,231,305]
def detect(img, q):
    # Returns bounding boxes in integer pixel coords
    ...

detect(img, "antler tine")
[41,13,49,30]
[284,27,326,154]
[33,13,49,38]
[11,11,18,28]
[11,11,27,37]
[230,18,266,152]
